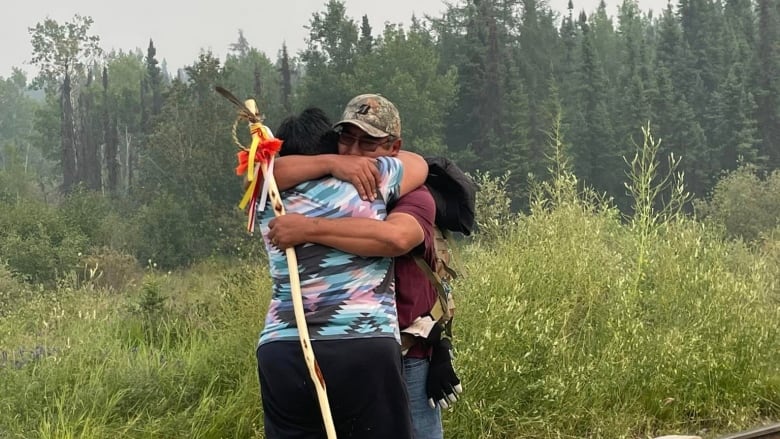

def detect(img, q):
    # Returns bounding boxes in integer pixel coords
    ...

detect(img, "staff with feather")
[216,86,337,439]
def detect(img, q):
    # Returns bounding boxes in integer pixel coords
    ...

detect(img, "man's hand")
[426,338,463,410]
[268,213,313,249]
[328,155,380,201]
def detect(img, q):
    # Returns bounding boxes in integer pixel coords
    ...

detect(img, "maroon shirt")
[391,185,438,358]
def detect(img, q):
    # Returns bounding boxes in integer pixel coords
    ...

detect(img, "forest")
[1,0,780,438]
[0,0,779,274]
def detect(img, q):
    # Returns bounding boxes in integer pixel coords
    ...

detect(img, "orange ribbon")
[235,127,283,233]
[236,139,283,176]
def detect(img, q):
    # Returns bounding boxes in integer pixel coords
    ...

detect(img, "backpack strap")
[439,229,461,279]
[413,255,449,323]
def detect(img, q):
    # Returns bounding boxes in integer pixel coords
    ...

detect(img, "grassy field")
[2,170,779,438]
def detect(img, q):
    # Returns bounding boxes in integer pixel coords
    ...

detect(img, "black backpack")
[413,157,477,334]
[424,157,478,236]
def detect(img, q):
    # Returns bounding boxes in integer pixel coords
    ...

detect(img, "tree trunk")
[124,126,133,193]
[79,89,102,191]
[61,70,77,193]
[106,116,119,193]
[102,67,118,194]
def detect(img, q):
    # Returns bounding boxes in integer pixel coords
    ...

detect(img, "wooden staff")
[243,99,337,439]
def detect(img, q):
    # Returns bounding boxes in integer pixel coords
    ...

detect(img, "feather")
[215,86,259,123]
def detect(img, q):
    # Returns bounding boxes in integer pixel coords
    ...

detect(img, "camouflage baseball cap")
[335,94,401,138]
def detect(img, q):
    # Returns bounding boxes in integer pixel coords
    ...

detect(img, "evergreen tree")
[253,64,263,104]
[144,39,163,118]
[358,15,374,55]
[499,59,532,202]
[715,63,761,169]
[223,39,283,127]
[724,0,756,68]
[435,0,517,165]
[229,29,251,58]
[352,22,457,155]
[590,0,620,83]
[518,0,564,179]
[755,0,780,168]
[572,19,619,197]
[298,0,360,117]
[678,0,728,143]
[279,43,293,115]
[436,0,488,159]
[615,0,652,147]
[559,0,581,89]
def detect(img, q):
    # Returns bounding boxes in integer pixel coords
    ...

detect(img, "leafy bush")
[0,167,42,204]
[0,262,29,316]
[60,186,114,245]
[0,199,88,283]
[131,192,197,269]
[473,170,515,242]
[92,210,140,253]
[697,166,780,242]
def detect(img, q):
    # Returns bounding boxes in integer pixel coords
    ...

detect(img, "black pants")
[257,338,413,439]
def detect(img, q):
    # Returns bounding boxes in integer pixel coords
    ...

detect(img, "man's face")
[337,125,398,158]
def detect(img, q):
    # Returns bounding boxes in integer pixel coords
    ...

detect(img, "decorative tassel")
[234,123,283,233]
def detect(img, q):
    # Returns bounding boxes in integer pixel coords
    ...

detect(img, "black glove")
[426,338,463,409]
[425,320,445,345]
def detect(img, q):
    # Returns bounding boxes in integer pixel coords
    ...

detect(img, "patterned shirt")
[257,156,404,346]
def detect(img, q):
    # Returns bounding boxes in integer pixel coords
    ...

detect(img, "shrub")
[131,192,197,269]
[0,167,42,204]
[80,247,142,292]
[0,262,28,316]
[473,170,515,242]
[59,187,114,244]
[697,166,780,242]
[0,199,88,283]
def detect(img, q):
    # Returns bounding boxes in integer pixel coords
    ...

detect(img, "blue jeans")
[403,357,443,439]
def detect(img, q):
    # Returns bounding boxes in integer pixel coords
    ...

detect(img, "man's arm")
[268,186,434,257]
[271,154,381,200]
[395,151,428,197]
[268,212,424,257]
[271,150,428,199]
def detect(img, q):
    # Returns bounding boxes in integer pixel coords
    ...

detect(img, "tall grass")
[1,260,271,438]
[445,126,780,438]
[1,127,779,438]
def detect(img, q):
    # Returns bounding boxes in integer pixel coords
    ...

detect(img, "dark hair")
[276,107,339,156]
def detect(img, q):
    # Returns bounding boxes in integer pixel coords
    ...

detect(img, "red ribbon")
[256,137,283,162]
[235,138,283,176]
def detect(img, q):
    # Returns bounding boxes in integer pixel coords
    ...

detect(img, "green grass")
[1,195,779,438]
[444,194,780,438]
[1,260,270,438]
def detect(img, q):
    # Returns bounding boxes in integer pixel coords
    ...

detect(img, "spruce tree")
[572,19,619,196]
[279,43,293,115]
[756,0,780,168]
[145,39,162,116]
[358,15,374,55]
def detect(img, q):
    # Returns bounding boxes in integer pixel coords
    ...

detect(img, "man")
[255,107,428,438]
[269,94,462,439]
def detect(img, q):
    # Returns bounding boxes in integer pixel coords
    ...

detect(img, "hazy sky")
[1,0,668,80]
